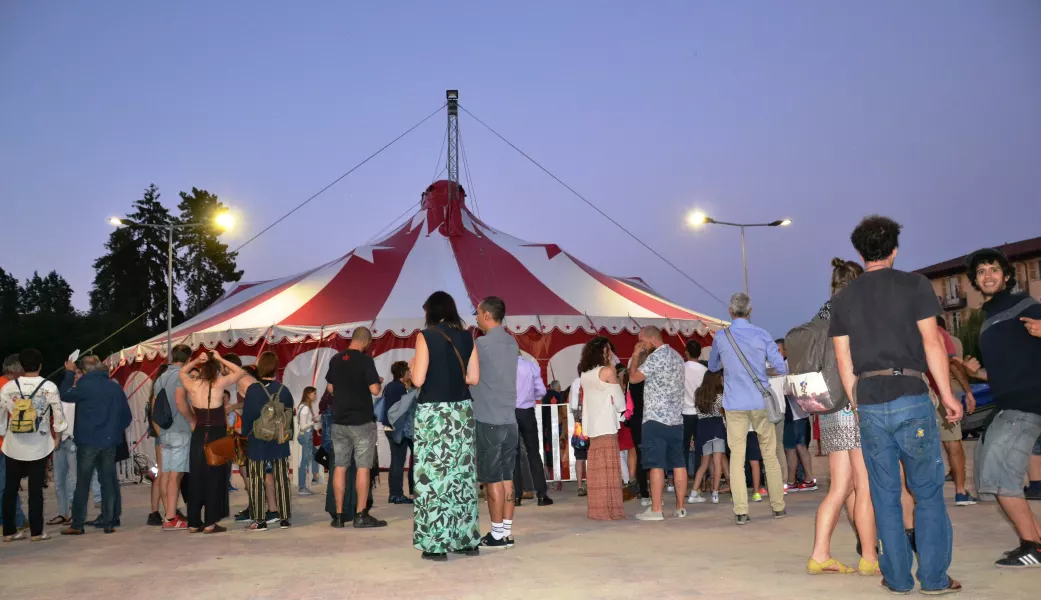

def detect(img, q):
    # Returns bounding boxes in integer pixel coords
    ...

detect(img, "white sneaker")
[635,508,664,521]
[711,491,719,504]
[640,497,652,507]
[666,484,675,493]
[688,492,707,504]
[674,508,687,519]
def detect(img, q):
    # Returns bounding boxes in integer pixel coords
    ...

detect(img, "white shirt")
[297,404,316,433]
[60,400,76,441]
[578,368,626,438]
[0,376,68,462]
[567,377,582,413]
[682,361,708,416]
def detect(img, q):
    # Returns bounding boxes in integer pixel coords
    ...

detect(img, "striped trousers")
[247,458,292,522]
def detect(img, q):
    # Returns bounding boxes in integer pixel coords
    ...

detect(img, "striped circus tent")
[113,180,726,480]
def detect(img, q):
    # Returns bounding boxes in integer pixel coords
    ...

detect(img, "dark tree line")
[0,184,242,372]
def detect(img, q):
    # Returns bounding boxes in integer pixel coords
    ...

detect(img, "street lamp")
[109,212,234,362]
[687,212,791,296]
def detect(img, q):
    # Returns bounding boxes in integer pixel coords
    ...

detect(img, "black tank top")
[418,324,474,404]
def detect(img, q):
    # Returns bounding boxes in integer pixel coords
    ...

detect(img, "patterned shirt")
[639,344,686,426]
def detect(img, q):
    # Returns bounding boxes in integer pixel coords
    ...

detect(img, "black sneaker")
[279,520,291,529]
[1025,486,1041,501]
[480,532,509,549]
[514,497,522,507]
[735,514,750,526]
[905,528,917,555]
[422,551,448,562]
[330,514,346,528]
[235,508,251,522]
[537,495,554,507]
[773,509,787,519]
[506,536,515,547]
[452,546,480,556]
[265,511,280,525]
[996,541,1041,568]
[146,511,163,526]
[353,511,387,528]
[245,521,268,532]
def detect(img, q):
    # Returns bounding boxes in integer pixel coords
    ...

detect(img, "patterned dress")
[816,300,862,454]
[412,325,481,554]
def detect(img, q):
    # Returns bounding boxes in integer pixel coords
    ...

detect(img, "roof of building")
[915,236,1041,279]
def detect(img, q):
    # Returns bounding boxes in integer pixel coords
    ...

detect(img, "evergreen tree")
[0,267,19,325]
[18,270,74,315]
[176,188,242,317]
[90,184,183,329]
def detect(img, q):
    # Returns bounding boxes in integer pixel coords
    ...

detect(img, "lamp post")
[687,212,791,296]
[109,213,234,362]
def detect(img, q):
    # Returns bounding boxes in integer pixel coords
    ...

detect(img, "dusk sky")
[2,2,1039,336]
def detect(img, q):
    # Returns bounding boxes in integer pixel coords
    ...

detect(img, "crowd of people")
[2,215,1040,593]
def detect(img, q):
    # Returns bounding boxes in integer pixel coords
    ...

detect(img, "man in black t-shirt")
[958,248,1041,568]
[829,215,962,595]
[325,327,385,529]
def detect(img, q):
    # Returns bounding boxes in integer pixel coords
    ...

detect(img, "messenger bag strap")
[980,297,1039,337]
[722,328,770,397]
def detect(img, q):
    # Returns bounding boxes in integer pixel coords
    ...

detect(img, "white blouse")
[578,368,626,439]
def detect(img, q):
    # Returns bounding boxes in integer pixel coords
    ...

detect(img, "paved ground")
[1,445,1038,599]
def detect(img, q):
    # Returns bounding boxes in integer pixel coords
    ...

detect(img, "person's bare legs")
[750,460,761,492]
[627,451,638,484]
[810,450,853,565]
[486,481,505,523]
[851,448,879,565]
[691,455,711,492]
[164,472,183,520]
[900,463,915,530]
[650,468,665,513]
[711,453,723,492]
[786,448,800,484]
[238,467,249,495]
[333,466,347,514]
[265,473,276,515]
[576,460,586,489]
[997,496,1041,543]
[151,447,164,514]
[673,467,688,511]
[355,467,371,514]
[796,444,815,482]
[503,481,516,522]
[943,441,968,495]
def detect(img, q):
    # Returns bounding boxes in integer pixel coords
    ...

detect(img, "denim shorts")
[331,422,377,469]
[975,409,1041,499]
[640,421,685,470]
[159,432,190,473]
[475,422,518,484]
[702,438,725,455]
[783,418,810,450]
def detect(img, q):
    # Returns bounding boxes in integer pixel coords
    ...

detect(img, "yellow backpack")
[8,381,45,434]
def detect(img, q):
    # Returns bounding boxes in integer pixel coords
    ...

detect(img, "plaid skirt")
[586,434,626,521]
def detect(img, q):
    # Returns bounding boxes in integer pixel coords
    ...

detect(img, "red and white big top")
[114,181,726,480]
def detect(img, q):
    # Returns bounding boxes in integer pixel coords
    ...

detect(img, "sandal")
[807,557,855,575]
[47,515,69,526]
[858,558,882,576]
[920,578,962,596]
[204,524,227,534]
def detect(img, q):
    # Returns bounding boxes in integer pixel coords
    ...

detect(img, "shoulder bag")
[723,328,784,424]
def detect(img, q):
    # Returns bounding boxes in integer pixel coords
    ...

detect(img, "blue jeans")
[859,394,953,593]
[72,445,118,530]
[0,453,27,529]
[54,438,78,517]
[298,433,316,490]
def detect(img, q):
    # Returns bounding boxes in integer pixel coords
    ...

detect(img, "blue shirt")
[60,371,132,449]
[708,318,787,411]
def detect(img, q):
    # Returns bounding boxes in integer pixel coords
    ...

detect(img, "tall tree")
[19,270,74,315]
[90,184,183,330]
[0,267,20,325]
[176,188,242,317]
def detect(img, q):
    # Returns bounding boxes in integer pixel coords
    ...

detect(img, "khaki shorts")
[928,386,963,443]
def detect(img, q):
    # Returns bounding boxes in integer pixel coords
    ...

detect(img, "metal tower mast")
[446,90,459,184]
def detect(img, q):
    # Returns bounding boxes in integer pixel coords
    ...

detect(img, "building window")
[1029,259,1040,281]
[950,310,962,332]
[944,276,960,300]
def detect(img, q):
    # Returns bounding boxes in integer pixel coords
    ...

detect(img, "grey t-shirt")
[156,365,191,438]
[470,326,519,425]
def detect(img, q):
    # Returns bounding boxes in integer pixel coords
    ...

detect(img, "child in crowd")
[689,371,726,504]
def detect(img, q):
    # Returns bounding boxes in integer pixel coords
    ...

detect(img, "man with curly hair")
[958,247,1041,568]
[829,215,962,594]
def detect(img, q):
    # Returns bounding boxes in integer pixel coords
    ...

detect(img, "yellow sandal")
[858,558,882,576]
[807,558,856,575]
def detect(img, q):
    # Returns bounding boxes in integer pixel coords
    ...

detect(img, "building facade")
[915,236,1041,334]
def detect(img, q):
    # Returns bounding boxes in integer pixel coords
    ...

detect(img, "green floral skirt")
[412,400,481,553]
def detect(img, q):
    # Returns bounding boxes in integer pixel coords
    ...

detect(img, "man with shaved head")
[629,326,688,521]
[326,326,386,528]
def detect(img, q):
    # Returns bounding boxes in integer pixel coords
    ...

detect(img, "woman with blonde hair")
[807,258,880,575]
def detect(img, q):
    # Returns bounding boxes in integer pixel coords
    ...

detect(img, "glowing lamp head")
[108,217,123,227]
[214,211,235,231]
[687,211,709,227]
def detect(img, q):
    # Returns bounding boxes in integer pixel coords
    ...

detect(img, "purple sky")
[2,2,1039,336]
